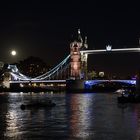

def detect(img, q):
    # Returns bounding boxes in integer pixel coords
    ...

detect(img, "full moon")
[11,50,17,56]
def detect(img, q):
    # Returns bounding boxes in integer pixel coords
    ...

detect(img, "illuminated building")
[70,29,88,79]
[70,41,81,79]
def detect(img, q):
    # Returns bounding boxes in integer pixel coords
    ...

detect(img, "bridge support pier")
[66,79,85,92]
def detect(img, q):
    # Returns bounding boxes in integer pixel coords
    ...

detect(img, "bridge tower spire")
[70,29,88,79]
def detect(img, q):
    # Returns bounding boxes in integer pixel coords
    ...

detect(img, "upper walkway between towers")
[80,46,140,54]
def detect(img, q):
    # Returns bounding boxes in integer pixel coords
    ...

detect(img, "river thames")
[0,92,140,140]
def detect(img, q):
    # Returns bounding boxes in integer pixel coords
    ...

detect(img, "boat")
[116,88,140,103]
[117,89,136,103]
[115,88,125,94]
[20,100,56,110]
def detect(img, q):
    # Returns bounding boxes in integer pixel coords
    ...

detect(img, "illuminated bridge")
[84,79,136,88]
[7,46,140,84]
[2,29,139,90]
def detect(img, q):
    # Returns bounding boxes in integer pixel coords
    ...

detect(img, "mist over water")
[0,92,140,140]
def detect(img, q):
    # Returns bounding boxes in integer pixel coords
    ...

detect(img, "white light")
[106,45,112,51]
[11,50,16,56]
[78,29,81,34]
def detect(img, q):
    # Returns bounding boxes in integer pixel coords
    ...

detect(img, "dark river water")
[0,92,140,140]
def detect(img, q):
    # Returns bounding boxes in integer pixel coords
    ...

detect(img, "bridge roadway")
[85,79,136,86]
[10,79,136,85]
[10,80,66,84]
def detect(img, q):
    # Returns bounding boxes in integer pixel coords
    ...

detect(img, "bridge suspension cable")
[9,55,70,81]
[31,55,70,80]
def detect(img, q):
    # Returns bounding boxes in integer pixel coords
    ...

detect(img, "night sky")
[0,1,140,77]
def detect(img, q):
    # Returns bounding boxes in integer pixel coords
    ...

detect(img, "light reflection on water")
[0,92,140,139]
[69,94,94,139]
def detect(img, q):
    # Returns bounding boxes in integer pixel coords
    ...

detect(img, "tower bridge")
[2,29,140,91]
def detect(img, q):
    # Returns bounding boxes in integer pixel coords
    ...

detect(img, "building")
[18,56,49,78]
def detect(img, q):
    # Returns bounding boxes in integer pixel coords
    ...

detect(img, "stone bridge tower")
[70,29,88,79]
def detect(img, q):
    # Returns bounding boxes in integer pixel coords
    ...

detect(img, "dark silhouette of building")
[18,56,50,78]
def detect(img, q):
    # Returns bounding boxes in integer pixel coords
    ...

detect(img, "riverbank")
[0,86,65,93]
[0,86,136,93]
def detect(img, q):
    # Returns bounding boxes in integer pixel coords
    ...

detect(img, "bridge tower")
[81,36,88,79]
[70,29,88,79]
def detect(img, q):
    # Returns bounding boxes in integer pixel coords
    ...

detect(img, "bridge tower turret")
[70,29,88,79]
[81,36,88,79]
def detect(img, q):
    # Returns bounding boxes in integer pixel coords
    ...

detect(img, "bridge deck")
[10,79,136,85]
